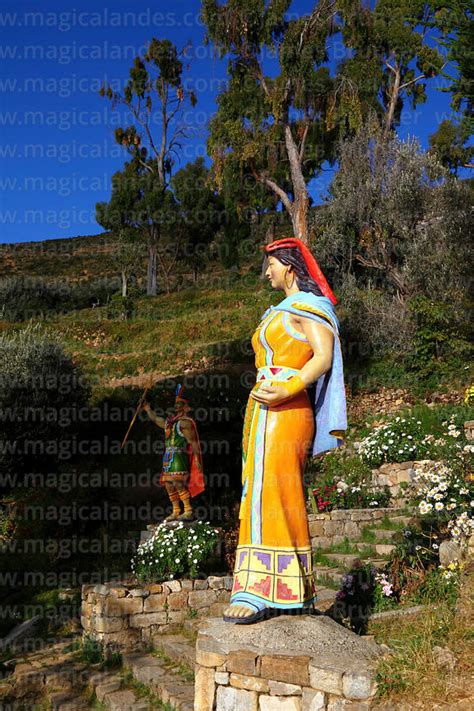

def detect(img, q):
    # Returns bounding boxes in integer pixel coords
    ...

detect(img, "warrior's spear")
[120,384,151,450]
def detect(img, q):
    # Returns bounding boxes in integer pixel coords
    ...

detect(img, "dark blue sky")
[0,0,462,244]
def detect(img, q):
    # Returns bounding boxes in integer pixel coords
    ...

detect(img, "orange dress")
[230,306,316,610]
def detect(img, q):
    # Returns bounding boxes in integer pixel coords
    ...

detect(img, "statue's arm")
[293,315,334,386]
[142,402,166,429]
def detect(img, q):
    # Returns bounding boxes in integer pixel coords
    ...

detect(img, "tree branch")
[250,162,293,214]
[298,122,310,162]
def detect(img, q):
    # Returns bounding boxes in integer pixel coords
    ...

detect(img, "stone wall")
[370,460,415,496]
[195,616,381,710]
[81,575,232,651]
[308,507,400,550]
[370,459,443,505]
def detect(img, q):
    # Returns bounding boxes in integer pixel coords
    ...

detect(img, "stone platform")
[81,575,232,651]
[195,614,383,710]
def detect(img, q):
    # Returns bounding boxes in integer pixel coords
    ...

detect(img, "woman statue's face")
[265,255,291,290]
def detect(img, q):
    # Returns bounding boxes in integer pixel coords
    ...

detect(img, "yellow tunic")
[230,306,316,610]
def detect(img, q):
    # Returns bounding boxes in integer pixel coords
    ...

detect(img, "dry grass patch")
[370,564,474,708]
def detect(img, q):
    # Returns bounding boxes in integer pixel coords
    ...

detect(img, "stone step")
[140,529,152,543]
[314,586,337,602]
[323,552,361,568]
[365,558,389,568]
[313,567,344,584]
[387,515,412,526]
[374,543,396,556]
[122,650,195,711]
[89,669,151,711]
[102,688,150,711]
[153,634,196,668]
[353,542,377,553]
[373,528,400,541]
[49,691,91,710]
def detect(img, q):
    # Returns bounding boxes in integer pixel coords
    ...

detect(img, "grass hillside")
[0,234,471,397]
[0,278,275,384]
[0,232,119,282]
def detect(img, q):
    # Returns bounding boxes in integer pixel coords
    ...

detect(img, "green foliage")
[408,564,462,607]
[358,415,427,466]
[0,324,90,476]
[80,636,104,665]
[78,636,122,668]
[106,293,135,320]
[429,119,473,175]
[0,278,68,321]
[131,521,220,583]
[408,295,472,378]
[171,158,225,277]
[309,450,373,483]
[308,451,390,510]
[311,481,391,512]
[0,277,119,321]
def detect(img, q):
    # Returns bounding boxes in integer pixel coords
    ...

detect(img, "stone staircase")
[312,512,412,593]
[87,629,198,710]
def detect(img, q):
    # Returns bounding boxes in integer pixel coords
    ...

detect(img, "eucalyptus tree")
[202,0,341,243]
[427,1,473,171]
[99,38,197,294]
[96,159,145,297]
[201,1,446,243]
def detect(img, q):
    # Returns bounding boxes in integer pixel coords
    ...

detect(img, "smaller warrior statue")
[142,384,205,522]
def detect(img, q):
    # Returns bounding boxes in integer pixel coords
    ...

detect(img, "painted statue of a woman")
[223,237,347,624]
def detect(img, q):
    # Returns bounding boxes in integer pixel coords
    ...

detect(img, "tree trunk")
[147,241,157,296]
[121,270,128,297]
[290,197,309,242]
[284,125,309,242]
[384,65,401,138]
[261,222,276,278]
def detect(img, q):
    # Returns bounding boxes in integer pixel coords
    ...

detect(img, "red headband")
[265,237,337,305]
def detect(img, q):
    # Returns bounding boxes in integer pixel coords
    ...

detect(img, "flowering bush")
[373,571,396,612]
[408,562,463,606]
[439,560,464,581]
[311,480,390,512]
[335,562,376,608]
[358,411,471,467]
[412,460,474,545]
[358,416,427,467]
[333,562,397,630]
[131,521,219,583]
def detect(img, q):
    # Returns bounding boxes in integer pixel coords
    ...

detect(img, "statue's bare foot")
[223,604,254,619]
[223,603,272,624]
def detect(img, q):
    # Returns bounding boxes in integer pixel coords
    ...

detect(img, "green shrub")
[0,277,68,320]
[310,481,391,512]
[0,324,90,475]
[407,296,472,378]
[0,276,119,320]
[358,415,427,466]
[106,293,135,320]
[131,521,219,583]
[408,564,462,606]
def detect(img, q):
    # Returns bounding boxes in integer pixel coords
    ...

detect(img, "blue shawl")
[266,291,347,456]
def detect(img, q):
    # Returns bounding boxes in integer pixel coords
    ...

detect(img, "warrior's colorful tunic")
[160,415,205,497]
[161,417,190,484]
[230,290,347,611]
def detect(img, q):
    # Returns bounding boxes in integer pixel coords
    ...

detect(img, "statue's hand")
[142,401,151,413]
[250,382,291,405]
